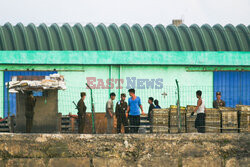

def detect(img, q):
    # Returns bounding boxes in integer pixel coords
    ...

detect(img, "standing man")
[25,91,36,133]
[192,90,206,133]
[77,92,87,134]
[213,91,226,108]
[147,97,155,122]
[148,97,155,133]
[115,93,129,133]
[126,89,145,133]
[106,92,116,134]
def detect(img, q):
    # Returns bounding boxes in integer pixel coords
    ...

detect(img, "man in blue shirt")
[126,89,145,133]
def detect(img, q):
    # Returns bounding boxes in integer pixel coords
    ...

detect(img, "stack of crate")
[169,105,186,133]
[152,108,169,133]
[219,107,238,133]
[61,116,78,133]
[186,105,197,133]
[61,116,71,133]
[205,108,221,133]
[139,115,151,133]
[0,119,9,132]
[236,105,250,133]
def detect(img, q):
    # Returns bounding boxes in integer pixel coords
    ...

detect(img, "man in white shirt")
[193,90,206,133]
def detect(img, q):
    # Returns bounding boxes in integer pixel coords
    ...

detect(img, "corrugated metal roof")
[0,23,249,51]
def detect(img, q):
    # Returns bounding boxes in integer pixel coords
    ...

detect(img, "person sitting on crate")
[213,91,226,109]
[25,91,36,133]
[115,93,129,134]
[192,90,206,133]
[77,92,87,134]
[154,99,161,109]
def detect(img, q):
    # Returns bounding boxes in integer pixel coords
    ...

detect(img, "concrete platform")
[0,133,249,167]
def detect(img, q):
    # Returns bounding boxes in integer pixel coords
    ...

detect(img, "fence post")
[86,83,96,134]
[175,79,181,133]
[70,117,75,132]
[7,82,10,117]
[9,115,15,133]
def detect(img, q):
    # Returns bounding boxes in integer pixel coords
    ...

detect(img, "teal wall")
[0,65,214,116]
[55,66,213,115]
[0,50,248,116]
[58,66,110,115]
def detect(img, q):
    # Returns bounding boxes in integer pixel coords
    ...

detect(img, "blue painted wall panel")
[241,72,250,105]
[213,71,250,107]
[4,71,57,117]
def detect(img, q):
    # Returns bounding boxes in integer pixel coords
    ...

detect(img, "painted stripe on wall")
[0,51,249,66]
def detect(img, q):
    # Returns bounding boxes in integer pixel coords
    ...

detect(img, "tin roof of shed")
[0,23,249,51]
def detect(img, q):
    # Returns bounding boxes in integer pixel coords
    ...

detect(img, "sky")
[0,0,249,26]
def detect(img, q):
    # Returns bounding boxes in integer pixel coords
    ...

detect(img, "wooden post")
[71,117,75,132]
[58,113,62,133]
[9,115,15,133]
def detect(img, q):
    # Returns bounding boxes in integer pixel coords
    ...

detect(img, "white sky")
[0,0,249,26]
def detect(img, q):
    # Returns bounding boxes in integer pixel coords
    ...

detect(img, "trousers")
[195,113,206,133]
[107,117,114,134]
[117,114,129,133]
[129,115,140,133]
[78,115,85,134]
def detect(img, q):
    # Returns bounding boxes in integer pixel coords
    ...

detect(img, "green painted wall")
[58,66,110,115]
[0,50,248,116]
[56,66,213,115]
[0,65,213,116]
[118,66,213,110]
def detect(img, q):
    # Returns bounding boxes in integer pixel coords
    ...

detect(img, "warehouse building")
[0,23,249,118]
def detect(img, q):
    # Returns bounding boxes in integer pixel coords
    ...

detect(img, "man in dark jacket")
[148,97,155,133]
[25,91,36,133]
[148,97,155,122]
[213,91,226,109]
[115,93,129,133]
[77,92,87,134]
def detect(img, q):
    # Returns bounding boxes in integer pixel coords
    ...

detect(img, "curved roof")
[0,23,249,51]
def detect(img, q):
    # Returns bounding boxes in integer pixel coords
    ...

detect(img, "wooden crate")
[140,115,150,133]
[236,105,250,133]
[169,106,186,133]
[169,126,186,133]
[205,108,221,133]
[186,105,197,133]
[219,107,238,133]
[152,108,169,133]
[0,119,9,132]
[152,126,169,133]
[61,116,72,133]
